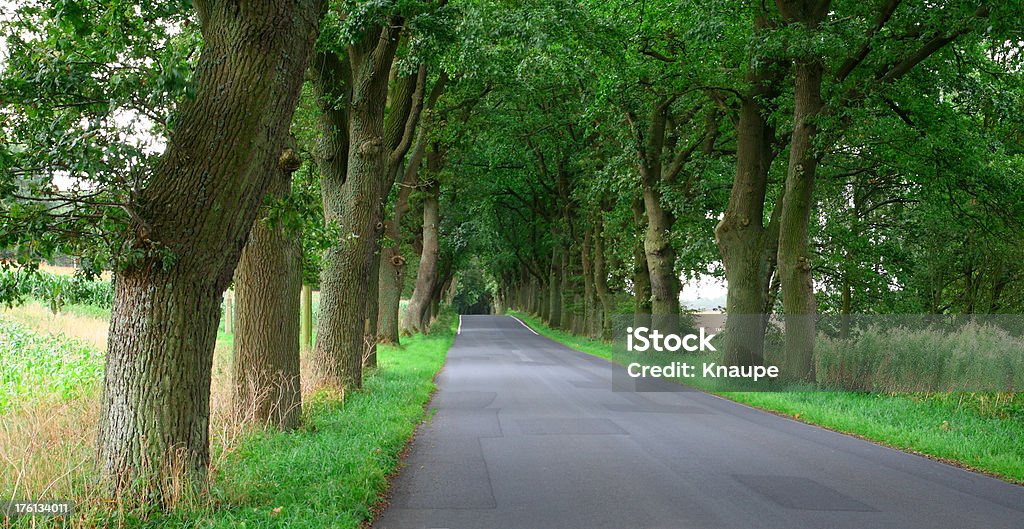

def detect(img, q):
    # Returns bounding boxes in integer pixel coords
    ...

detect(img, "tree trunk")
[301,284,313,351]
[233,148,303,430]
[312,21,407,391]
[631,197,652,326]
[642,182,680,329]
[582,230,596,337]
[777,58,825,381]
[548,244,563,327]
[403,179,441,334]
[364,250,381,368]
[594,216,614,341]
[377,244,405,343]
[714,27,782,367]
[98,0,320,499]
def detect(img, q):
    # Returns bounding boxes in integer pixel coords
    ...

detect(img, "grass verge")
[154,317,456,528]
[509,311,1024,484]
[2,300,453,528]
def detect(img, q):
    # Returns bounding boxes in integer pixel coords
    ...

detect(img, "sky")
[680,274,727,311]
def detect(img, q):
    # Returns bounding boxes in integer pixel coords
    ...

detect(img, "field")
[0,295,454,528]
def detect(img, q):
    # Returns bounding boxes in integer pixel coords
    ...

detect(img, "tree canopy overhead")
[2,0,1024,503]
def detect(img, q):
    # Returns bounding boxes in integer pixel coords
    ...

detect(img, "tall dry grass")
[0,303,317,525]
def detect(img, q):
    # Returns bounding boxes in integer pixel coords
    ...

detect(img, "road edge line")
[510,315,539,335]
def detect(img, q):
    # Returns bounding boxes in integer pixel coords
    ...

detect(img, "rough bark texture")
[581,230,596,337]
[714,19,783,367]
[642,182,679,326]
[548,244,563,328]
[97,0,320,498]
[233,149,303,430]
[775,0,831,381]
[378,72,444,343]
[631,197,652,326]
[403,179,441,334]
[312,20,413,390]
[594,216,614,341]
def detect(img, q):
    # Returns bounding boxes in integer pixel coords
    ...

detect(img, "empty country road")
[373,315,1024,529]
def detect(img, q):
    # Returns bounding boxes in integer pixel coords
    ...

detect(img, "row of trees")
[457,0,1024,372]
[0,0,473,502]
[2,0,1023,506]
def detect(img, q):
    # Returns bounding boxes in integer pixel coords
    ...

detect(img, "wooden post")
[301,284,313,350]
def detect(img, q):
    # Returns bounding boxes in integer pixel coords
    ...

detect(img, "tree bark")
[403,178,441,333]
[776,0,831,381]
[714,16,783,367]
[97,0,320,498]
[548,243,563,327]
[593,216,614,340]
[582,229,597,337]
[233,148,303,430]
[642,180,680,328]
[312,20,414,390]
[378,72,444,343]
[631,197,652,326]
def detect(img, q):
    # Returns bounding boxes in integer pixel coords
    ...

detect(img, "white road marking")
[511,315,539,335]
[458,315,463,335]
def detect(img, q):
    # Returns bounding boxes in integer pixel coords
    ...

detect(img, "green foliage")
[0,318,104,411]
[0,267,113,310]
[0,0,199,269]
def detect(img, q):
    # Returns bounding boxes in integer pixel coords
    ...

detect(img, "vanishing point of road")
[374,315,1024,529]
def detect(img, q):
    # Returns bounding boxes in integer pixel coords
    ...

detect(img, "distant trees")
[446,0,1024,382]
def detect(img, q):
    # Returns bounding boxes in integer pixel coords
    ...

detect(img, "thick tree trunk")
[312,22,412,390]
[777,58,825,381]
[233,148,303,430]
[714,36,782,367]
[594,216,614,341]
[582,230,596,337]
[403,179,441,334]
[97,0,320,498]
[377,245,405,343]
[548,244,563,327]
[642,183,680,329]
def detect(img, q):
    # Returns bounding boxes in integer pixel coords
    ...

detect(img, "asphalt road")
[373,315,1024,529]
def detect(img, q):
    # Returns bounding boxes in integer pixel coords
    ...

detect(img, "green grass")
[148,315,456,528]
[510,311,1024,484]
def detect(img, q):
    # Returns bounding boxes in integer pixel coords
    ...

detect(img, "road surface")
[373,315,1024,529]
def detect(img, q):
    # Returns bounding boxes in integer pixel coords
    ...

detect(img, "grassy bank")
[2,300,454,527]
[510,311,1024,484]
